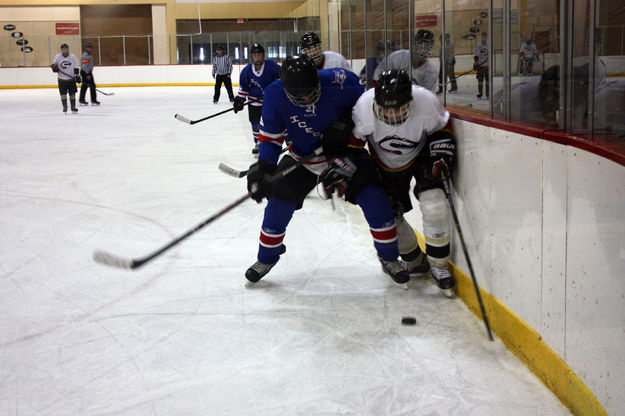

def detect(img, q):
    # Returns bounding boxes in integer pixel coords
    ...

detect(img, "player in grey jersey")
[351,70,457,295]
[51,43,80,113]
[79,43,100,106]
[300,32,353,72]
[373,30,438,93]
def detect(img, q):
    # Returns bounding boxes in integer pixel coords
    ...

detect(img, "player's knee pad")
[418,188,449,241]
[395,215,419,255]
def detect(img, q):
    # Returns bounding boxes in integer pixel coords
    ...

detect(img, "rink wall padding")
[441,110,625,415]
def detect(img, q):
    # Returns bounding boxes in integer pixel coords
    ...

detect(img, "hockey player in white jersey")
[373,30,438,93]
[352,69,456,294]
[51,43,81,113]
[300,31,353,72]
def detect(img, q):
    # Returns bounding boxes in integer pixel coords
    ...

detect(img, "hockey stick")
[175,98,257,125]
[93,147,324,270]
[96,88,115,96]
[219,147,289,178]
[58,69,113,96]
[441,176,494,341]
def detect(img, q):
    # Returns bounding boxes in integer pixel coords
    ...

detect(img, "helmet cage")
[374,100,413,126]
[302,44,323,66]
[412,39,433,63]
[285,83,321,107]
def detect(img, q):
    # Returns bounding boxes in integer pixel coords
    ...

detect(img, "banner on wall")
[55,23,80,35]
[416,15,438,27]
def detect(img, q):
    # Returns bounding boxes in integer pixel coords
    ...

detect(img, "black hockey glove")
[321,115,355,157]
[247,159,276,203]
[428,131,456,181]
[320,157,357,199]
[51,63,59,73]
[233,97,245,113]
[74,75,82,83]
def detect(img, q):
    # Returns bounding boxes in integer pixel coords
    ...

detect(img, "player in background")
[473,32,489,98]
[373,30,438,93]
[360,40,396,89]
[244,54,409,287]
[79,42,100,106]
[351,70,456,295]
[519,38,538,76]
[233,43,281,156]
[51,43,81,114]
[300,31,353,72]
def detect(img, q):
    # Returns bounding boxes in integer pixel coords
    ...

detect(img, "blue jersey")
[236,60,281,106]
[258,68,364,166]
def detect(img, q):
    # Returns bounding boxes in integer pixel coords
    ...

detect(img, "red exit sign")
[416,15,438,27]
[56,23,80,35]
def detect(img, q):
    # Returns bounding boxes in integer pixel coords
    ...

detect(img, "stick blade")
[174,114,192,124]
[93,250,135,270]
[218,163,247,178]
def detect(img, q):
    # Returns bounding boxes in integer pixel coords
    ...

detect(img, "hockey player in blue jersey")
[243,54,409,287]
[233,43,281,155]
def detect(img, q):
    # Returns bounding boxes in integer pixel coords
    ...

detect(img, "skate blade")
[440,288,455,298]
[392,280,409,290]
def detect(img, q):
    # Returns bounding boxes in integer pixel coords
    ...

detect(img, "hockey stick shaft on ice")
[442,176,494,341]
[219,147,289,178]
[175,98,258,125]
[93,147,324,270]
[57,69,114,96]
[96,88,115,96]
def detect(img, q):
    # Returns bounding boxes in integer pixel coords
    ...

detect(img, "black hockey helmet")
[301,31,321,49]
[251,43,265,66]
[374,70,413,125]
[413,29,434,63]
[280,54,321,107]
[375,40,396,58]
[60,43,69,50]
[376,40,396,53]
[251,43,264,55]
[300,31,323,66]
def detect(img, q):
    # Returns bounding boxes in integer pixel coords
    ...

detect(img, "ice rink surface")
[0,87,570,415]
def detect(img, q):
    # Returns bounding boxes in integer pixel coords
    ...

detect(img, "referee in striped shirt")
[212,45,235,103]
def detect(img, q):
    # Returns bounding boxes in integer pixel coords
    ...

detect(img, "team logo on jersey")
[61,60,72,69]
[379,135,420,154]
[332,69,347,90]
[250,78,264,94]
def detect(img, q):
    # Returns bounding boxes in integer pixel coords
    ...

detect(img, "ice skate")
[79,101,88,106]
[245,260,277,283]
[245,244,285,283]
[71,106,78,114]
[379,258,410,289]
[402,255,430,277]
[431,265,455,298]
[92,101,101,106]
[62,105,68,113]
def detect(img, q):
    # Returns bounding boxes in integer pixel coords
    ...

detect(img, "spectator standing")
[438,33,457,94]
[473,32,489,98]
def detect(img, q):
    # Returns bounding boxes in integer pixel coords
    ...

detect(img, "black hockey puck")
[401,316,417,325]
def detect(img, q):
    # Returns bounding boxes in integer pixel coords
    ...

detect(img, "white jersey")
[53,53,79,81]
[352,85,450,171]
[520,42,538,59]
[321,50,353,72]
[474,41,489,67]
[373,50,438,93]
